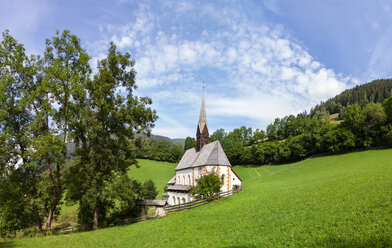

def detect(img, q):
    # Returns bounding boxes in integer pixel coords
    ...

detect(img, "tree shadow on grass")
[224,246,258,248]
[224,235,392,248]
[0,241,15,248]
[314,235,392,248]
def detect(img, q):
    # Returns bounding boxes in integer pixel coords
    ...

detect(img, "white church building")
[163,87,242,205]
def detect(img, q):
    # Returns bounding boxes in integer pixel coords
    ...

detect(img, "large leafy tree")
[360,103,386,146]
[66,42,157,229]
[32,30,91,229]
[0,30,44,232]
[383,95,392,122]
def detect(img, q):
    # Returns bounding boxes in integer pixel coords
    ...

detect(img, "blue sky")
[1,0,392,138]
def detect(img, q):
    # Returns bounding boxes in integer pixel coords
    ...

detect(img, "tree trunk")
[33,204,42,231]
[93,197,100,229]
[46,197,60,229]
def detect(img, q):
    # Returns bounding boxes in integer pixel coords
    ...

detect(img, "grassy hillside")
[127,159,176,198]
[2,149,392,247]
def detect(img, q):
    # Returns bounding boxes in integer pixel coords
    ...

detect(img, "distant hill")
[171,138,185,147]
[136,133,173,143]
[311,78,392,116]
[136,133,185,147]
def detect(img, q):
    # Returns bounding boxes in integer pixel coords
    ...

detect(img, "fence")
[164,189,236,213]
[117,216,156,226]
[115,189,237,226]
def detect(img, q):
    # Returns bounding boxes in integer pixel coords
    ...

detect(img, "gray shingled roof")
[167,185,193,191]
[136,200,167,206]
[167,176,176,185]
[175,140,231,171]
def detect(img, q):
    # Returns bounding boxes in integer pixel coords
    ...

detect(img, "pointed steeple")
[198,84,207,133]
[196,84,209,151]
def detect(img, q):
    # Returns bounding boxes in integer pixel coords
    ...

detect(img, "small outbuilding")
[136,200,168,217]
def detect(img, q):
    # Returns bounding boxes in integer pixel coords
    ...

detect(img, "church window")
[221,174,225,185]
[188,175,191,185]
[177,197,180,204]
[182,198,186,204]
[173,196,176,205]
[183,176,185,185]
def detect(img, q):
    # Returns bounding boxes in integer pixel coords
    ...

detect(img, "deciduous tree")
[66,42,157,229]
[192,172,222,201]
[184,137,196,150]
[0,30,43,232]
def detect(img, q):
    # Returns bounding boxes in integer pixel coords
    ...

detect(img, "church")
[163,87,242,205]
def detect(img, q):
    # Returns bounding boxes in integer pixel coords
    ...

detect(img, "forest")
[310,78,392,117]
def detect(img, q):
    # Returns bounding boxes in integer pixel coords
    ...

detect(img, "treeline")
[132,138,184,163]
[0,30,158,237]
[311,79,392,117]
[206,97,392,165]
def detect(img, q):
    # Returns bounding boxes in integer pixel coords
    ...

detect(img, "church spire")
[198,84,207,132]
[196,83,209,151]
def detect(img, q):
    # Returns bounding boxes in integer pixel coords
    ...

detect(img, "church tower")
[196,85,209,151]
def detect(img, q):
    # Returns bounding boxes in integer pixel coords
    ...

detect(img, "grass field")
[329,113,343,125]
[127,159,176,198]
[1,149,391,247]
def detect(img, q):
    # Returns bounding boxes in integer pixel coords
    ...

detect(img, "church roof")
[167,185,193,191]
[198,85,208,133]
[167,176,176,185]
[175,140,231,171]
[136,200,167,206]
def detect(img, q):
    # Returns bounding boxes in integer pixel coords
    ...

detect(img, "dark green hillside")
[171,138,185,147]
[312,78,392,115]
[136,133,174,144]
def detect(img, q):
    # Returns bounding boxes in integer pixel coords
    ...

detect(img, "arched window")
[221,174,225,185]
[173,196,176,205]
[182,198,186,204]
[177,197,180,205]
[188,175,191,185]
[177,176,180,184]
[183,175,185,185]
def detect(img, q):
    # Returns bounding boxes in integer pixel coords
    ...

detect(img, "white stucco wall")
[230,168,242,189]
[175,168,193,185]
[167,191,193,205]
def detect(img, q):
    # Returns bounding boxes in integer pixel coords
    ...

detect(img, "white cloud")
[90,1,356,138]
[152,113,195,138]
[365,27,392,80]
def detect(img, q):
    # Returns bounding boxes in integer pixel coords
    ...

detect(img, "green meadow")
[1,149,391,247]
[127,159,176,198]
